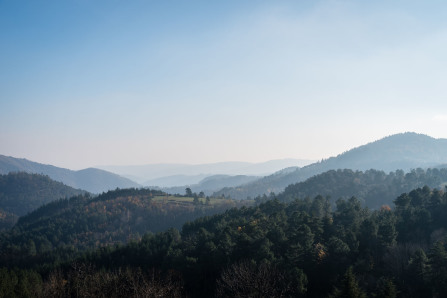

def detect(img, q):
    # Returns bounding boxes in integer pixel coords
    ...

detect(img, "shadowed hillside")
[0,188,247,263]
[275,168,447,209]
[0,172,85,229]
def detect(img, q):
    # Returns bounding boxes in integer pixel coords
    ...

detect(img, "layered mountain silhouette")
[213,132,447,199]
[98,159,314,185]
[160,174,260,196]
[0,155,140,193]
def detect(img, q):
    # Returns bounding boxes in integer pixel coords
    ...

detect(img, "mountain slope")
[0,188,244,259]
[0,155,140,193]
[0,172,85,229]
[323,132,447,171]
[277,168,447,209]
[214,132,447,199]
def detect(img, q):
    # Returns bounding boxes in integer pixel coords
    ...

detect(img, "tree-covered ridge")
[0,172,85,229]
[0,188,245,267]
[277,168,447,209]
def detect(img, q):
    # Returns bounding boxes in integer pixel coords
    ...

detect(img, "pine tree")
[375,278,397,298]
[331,267,366,298]
[428,241,447,297]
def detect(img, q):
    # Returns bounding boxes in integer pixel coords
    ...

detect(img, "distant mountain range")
[160,174,261,196]
[97,159,314,185]
[213,132,447,199]
[0,155,314,194]
[2,132,446,197]
[145,174,211,188]
[0,155,140,193]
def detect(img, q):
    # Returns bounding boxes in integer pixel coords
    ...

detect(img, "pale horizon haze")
[2,0,447,170]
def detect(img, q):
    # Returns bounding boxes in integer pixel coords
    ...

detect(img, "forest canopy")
[1,184,447,297]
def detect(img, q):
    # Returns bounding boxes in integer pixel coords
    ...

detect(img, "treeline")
[2,186,447,297]
[276,168,447,209]
[0,172,85,229]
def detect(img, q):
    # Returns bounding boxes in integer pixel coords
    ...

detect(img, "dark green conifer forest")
[0,172,85,230]
[1,182,447,297]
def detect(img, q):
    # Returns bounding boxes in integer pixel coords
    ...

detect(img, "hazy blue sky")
[1,0,447,170]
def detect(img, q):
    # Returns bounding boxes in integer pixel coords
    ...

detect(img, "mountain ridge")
[0,155,140,193]
[213,132,447,199]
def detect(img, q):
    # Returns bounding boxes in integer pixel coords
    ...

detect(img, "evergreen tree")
[374,278,397,298]
[331,267,366,298]
[428,241,447,297]
[406,248,430,297]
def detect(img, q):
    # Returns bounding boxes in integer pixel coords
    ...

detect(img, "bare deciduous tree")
[41,263,183,298]
[216,260,305,297]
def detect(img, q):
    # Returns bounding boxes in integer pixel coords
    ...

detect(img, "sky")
[1,0,447,170]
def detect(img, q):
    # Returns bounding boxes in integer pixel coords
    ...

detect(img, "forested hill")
[0,172,85,230]
[214,132,447,199]
[4,186,447,297]
[277,168,447,209]
[0,155,140,193]
[0,188,246,264]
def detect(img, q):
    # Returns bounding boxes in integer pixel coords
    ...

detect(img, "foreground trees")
[0,266,182,298]
[216,260,306,297]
